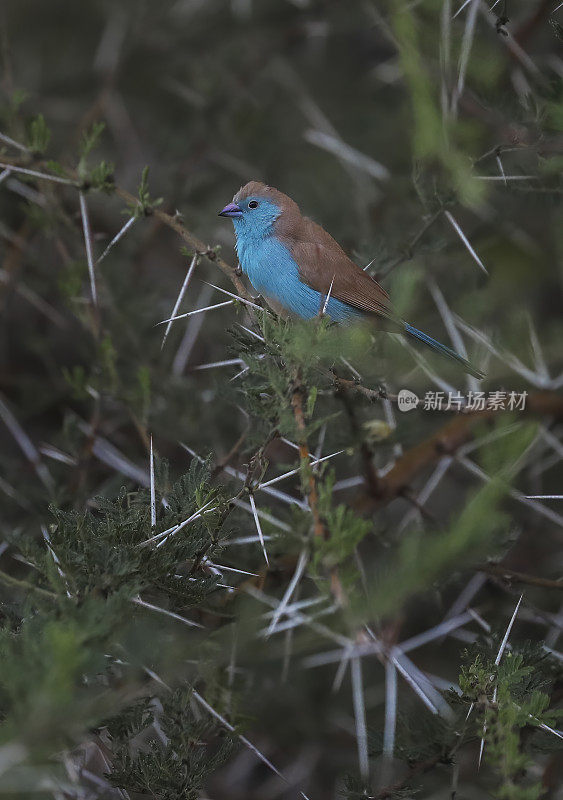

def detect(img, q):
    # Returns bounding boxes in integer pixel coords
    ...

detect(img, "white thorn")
[321,275,335,316]
[266,549,308,636]
[79,192,97,306]
[444,210,488,274]
[156,299,234,326]
[96,216,136,264]
[249,494,269,565]
[161,253,199,349]
[495,595,523,666]
[383,659,397,758]
[351,656,369,780]
[149,436,156,528]
[203,281,264,311]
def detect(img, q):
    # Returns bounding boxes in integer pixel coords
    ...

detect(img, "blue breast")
[234,230,362,323]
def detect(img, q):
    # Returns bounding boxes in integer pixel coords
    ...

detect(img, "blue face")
[219,196,280,239]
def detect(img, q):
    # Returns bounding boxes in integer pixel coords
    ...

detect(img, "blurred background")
[1,1,563,798]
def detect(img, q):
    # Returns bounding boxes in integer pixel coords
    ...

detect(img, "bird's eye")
[248,200,259,209]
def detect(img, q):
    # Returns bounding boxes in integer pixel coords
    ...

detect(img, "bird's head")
[218,181,299,239]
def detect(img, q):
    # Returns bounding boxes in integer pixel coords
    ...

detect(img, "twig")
[0,569,57,600]
[358,391,563,508]
[372,753,444,799]
[115,185,251,299]
[0,392,53,491]
[478,564,563,591]
[0,132,31,154]
[0,160,77,185]
[0,152,251,301]
[376,210,442,280]
[332,375,474,413]
[290,369,326,541]
[192,690,311,800]
[334,376,383,497]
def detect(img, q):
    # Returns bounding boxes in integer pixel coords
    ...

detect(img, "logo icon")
[398,389,419,412]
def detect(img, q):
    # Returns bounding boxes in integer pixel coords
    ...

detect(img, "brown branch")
[364,414,488,507]
[334,375,383,498]
[113,185,252,301]
[211,422,251,480]
[0,154,251,302]
[513,0,553,48]
[290,368,326,541]
[0,569,57,600]
[372,753,445,800]
[290,369,347,605]
[334,377,394,405]
[374,209,442,281]
[333,376,508,415]
[400,488,442,527]
[478,563,563,591]
[359,391,563,508]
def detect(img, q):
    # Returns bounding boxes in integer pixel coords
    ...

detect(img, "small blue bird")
[219,182,483,379]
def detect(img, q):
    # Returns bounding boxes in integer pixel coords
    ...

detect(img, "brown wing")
[276,212,396,321]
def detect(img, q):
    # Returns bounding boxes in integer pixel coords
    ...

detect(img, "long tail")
[404,323,484,380]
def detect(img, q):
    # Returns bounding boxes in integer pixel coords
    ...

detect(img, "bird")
[218,181,483,379]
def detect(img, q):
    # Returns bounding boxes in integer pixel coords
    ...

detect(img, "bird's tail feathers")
[404,323,484,380]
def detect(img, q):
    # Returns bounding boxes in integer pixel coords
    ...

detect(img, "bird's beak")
[218,202,243,218]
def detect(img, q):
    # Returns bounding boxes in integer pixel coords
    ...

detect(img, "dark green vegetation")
[1,1,563,797]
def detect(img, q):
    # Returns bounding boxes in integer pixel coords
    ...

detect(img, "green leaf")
[27,114,50,155]
[78,122,106,180]
[129,165,164,217]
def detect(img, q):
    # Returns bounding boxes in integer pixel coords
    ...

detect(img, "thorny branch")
[3,146,563,534]
[0,153,251,302]
[114,184,252,300]
[478,563,563,591]
[358,391,563,508]
[290,368,326,541]
[290,368,347,605]
[370,753,445,800]
[334,376,382,498]
[0,568,57,600]
[373,209,443,281]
